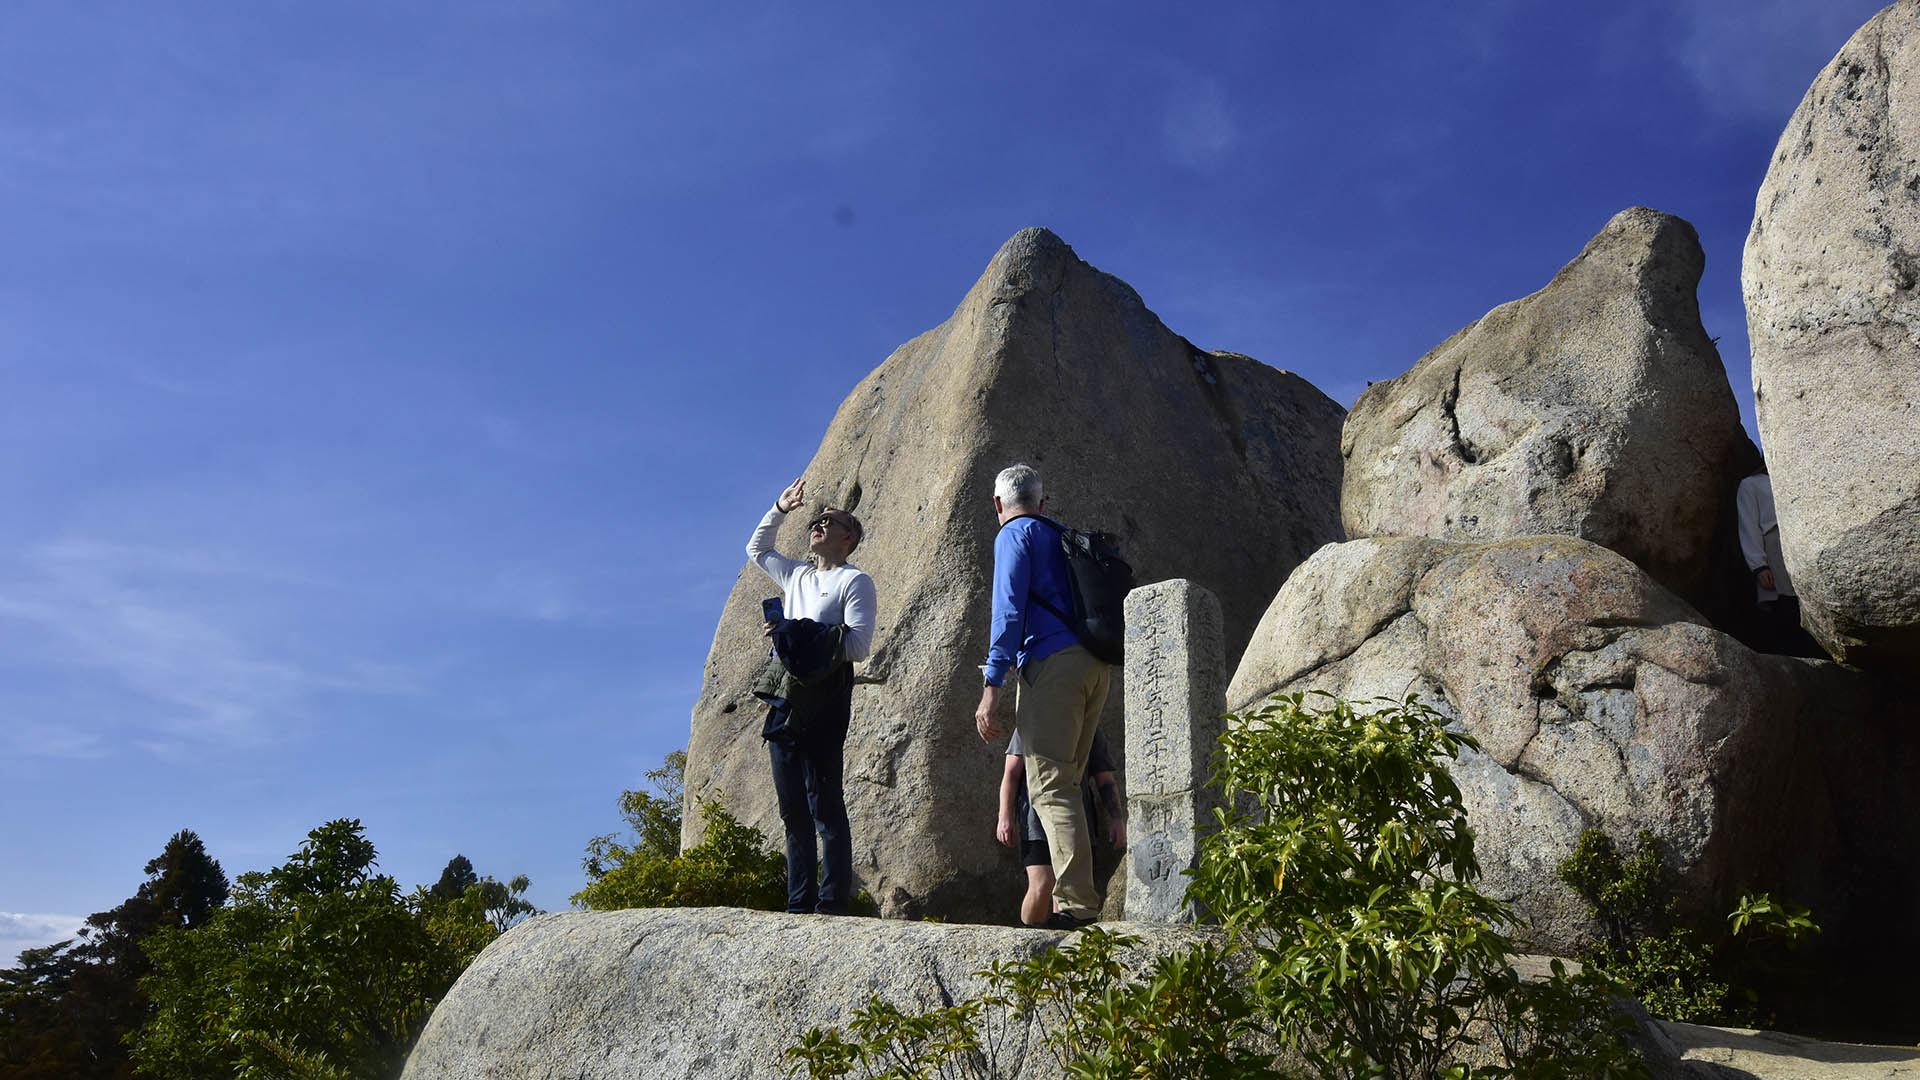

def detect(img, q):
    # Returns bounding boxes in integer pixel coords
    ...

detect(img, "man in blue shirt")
[974,463,1112,929]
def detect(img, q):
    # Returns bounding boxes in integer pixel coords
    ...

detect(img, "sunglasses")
[809,516,843,532]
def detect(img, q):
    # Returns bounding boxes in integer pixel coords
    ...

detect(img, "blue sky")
[0,0,1889,962]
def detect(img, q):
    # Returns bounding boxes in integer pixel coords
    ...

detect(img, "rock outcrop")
[1226,534,1910,954]
[1743,0,1920,666]
[1646,1022,1920,1080]
[685,228,1345,921]
[400,908,1211,1080]
[401,907,1920,1078]
[1342,208,1750,605]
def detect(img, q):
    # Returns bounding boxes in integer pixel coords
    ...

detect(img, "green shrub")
[573,797,786,911]
[1556,828,1818,1026]
[786,928,1272,1080]
[1190,693,1643,1080]
[787,693,1648,1080]
[132,820,498,1080]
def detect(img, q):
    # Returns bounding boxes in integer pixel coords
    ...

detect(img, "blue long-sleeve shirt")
[984,515,1078,687]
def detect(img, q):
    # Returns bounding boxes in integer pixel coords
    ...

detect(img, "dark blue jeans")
[767,695,852,914]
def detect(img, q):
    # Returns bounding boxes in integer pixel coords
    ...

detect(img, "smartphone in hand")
[762,597,784,625]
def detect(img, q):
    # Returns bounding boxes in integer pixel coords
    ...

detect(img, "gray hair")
[994,463,1044,510]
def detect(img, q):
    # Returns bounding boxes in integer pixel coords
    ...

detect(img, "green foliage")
[577,752,684,889]
[1556,830,1663,954]
[429,854,479,902]
[415,873,539,969]
[0,828,229,1080]
[788,694,1647,1080]
[1052,937,1272,1080]
[0,941,89,1079]
[130,819,518,1080]
[1556,828,1820,1025]
[1189,693,1643,1080]
[636,750,687,856]
[573,798,786,911]
[787,929,1275,1080]
[1497,959,1655,1080]
[788,994,992,1079]
[572,750,786,912]
[477,873,538,932]
[1728,893,1818,944]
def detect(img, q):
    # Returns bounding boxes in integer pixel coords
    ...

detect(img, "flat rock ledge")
[400,907,1213,1080]
[1647,1021,1920,1080]
[401,907,1916,1080]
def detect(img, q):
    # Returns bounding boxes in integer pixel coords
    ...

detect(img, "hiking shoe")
[1040,910,1096,931]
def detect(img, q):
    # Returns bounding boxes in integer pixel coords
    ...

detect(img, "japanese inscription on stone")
[1122,579,1226,923]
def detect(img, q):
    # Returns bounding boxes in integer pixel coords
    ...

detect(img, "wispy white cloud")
[1156,64,1240,172]
[465,410,615,464]
[0,912,87,968]
[0,540,413,755]
[3,722,109,761]
[1676,0,1887,124]
[473,566,596,624]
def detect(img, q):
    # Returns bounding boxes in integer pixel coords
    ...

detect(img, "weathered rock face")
[390,901,1920,1079]
[685,228,1345,921]
[401,909,1210,1080]
[1227,535,1901,953]
[1743,0,1920,666]
[1342,208,1749,605]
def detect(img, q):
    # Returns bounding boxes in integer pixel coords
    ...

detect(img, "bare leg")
[1021,864,1056,926]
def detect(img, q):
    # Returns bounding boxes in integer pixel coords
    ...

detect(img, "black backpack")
[1025,516,1134,665]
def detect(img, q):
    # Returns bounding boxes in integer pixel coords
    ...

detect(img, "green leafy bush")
[788,693,1648,1080]
[132,819,509,1080]
[1557,828,1818,1025]
[0,829,229,1080]
[1190,693,1643,1080]
[787,928,1271,1080]
[573,751,786,911]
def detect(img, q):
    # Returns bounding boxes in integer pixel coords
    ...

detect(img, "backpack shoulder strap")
[1022,516,1076,623]
[994,513,1075,623]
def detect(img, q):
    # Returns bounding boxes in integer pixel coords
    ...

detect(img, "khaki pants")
[1015,644,1111,919]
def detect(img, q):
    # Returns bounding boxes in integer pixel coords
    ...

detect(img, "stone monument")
[1122,579,1227,923]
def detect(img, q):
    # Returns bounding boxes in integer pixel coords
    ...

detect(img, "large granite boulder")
[1226,534,1913,957]
[1743,0,1920,666]
[401,908,1212,1080]
[685,228,1345,921]
[409,909,1763,1079]
[1342,208,1750,605]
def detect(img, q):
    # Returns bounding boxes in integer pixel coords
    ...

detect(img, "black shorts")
[1021,836,1050,868]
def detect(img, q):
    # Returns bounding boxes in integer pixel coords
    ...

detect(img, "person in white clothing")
[747,476,877,914]
[1736,467,1819,657]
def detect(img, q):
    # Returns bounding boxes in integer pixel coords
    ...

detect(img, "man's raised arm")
[748,477,808,587]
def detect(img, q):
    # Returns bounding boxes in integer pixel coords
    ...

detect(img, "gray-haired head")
[994,463,1044,511]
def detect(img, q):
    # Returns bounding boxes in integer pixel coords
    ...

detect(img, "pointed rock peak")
[994,226,1070,263]
[982,226,1079,301]
[683,225,1348,922]
[1597,205,1697,246]
[978,227,1149,316]
[1342,204,1743,607]
[1573,206,1705,284]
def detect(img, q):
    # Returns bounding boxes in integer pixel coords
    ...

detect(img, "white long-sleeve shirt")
[747,506,877,661]
[1736,473,1794,600]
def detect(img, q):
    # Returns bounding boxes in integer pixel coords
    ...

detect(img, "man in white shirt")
[1736,467,1819,657]
[747,476,877,914]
